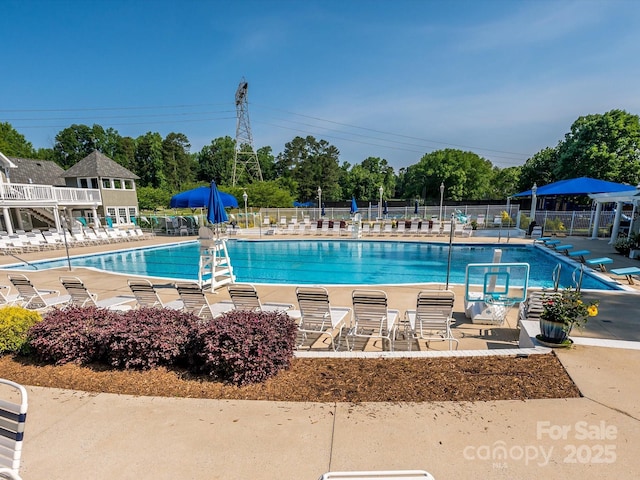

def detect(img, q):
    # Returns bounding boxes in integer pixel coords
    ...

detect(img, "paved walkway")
[1,233,639,479]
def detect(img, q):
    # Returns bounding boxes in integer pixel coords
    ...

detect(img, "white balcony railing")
[0,182,101,206]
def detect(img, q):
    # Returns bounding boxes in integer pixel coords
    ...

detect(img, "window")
[90,178,99,189]
[78,178,88,188]
[114,179,122,189]
[124,180,134,190]
[102,179,111,189]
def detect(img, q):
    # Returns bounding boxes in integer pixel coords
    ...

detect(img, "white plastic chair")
[8,274,71,311]
[349,289,400,351]
[227,284,292,313]
[59,276,135,310]
[318,470,435,479]
[295,286,351,351]
[0,378,28,480]
[403,290,458,350]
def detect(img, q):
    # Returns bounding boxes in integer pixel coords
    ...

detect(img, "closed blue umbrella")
[383,201,388,215]
[350,197,358,214]
[207,181,228,226]
[321,202,326,216]
[414,200,419,215]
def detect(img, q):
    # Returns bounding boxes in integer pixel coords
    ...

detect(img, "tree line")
[1,109,639,209]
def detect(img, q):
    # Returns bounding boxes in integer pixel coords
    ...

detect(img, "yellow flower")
[577,299,583,305]
[588,305,598,317]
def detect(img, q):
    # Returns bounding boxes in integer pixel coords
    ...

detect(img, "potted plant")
[537,288,599,346]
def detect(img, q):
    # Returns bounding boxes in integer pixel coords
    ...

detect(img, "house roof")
[6,157,66,186]
[63,150,139,180]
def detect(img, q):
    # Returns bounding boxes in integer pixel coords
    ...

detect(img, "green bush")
[0,306,42,354]
[544,217,566,233]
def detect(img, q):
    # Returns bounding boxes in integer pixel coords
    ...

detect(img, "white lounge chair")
[403,290,458,350]
[295,286,351,351]
[318,471,435,480]
[92,228,111,243]
[59,276,135,310]
[127,279,183,310]
[0,378,28,480]
[8,274,71,311]
[454,223,472,237]
[0,285,19,307]
[174,282,234,320]
[349,289,400,351]
[227,284,293,313]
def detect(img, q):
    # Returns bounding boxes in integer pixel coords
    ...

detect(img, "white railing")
[0,182,101,206]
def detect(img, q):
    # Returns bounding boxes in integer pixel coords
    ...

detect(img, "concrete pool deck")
[1,232,639,479]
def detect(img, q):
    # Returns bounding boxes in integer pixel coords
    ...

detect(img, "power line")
[0,103,228,113]
[4,100,533,165]
[252,103,533,159]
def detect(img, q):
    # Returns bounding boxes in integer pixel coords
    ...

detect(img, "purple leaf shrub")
[28,306,116,365]
[189,310,297,385]
[100,307,198,370]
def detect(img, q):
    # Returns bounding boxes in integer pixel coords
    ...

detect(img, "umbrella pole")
[445,213,455,290]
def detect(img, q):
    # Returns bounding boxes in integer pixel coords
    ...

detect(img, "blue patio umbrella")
[207,181,229,226]
[321,202,326,216]
[414,200,419,215]
[383,201,388,215]
[350,197,358,214]
[170,186,238,209]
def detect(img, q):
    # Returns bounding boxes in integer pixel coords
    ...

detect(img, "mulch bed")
[0,352,580,402]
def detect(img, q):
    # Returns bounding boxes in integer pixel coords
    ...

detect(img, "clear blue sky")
[2,0,640,170]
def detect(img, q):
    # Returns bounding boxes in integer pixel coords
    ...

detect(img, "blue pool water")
[2,240,618,290]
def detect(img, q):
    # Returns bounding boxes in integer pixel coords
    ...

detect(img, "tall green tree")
[162,132,193,191]
[277,136,343,202]
[555,109,640,185]
[53,124,108,167]
[197,136,235,185]
[343,156,395,201]
[0,122,36,157]
[257,146,276,181]
[518,147,558,192]
[403,149,494,202]
[490,166,521,199]
[135,132,165,188]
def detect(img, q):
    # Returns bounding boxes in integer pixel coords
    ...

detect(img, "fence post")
[569,211,576,235]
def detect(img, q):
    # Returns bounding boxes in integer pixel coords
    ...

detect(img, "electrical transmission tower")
[232,78,263,185]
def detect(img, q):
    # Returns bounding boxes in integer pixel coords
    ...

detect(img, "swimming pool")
[2,240,618,290]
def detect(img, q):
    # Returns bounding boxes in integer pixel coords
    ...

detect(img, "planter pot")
[539,318,571,344]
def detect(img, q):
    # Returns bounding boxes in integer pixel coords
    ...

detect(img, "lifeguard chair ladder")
[198,228,235,290]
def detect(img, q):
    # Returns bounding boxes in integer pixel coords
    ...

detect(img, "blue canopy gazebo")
[513,177,634,198]
[514,177,636,239]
